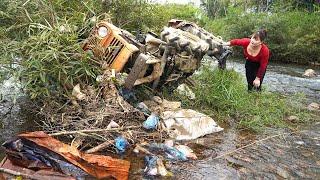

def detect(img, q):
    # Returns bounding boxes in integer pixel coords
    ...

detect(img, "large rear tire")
[124,54,147,89]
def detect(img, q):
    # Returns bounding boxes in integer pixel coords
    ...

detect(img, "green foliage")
[202,10,320,65]
[18,26,100,99]
[174,66,312,132]
[0,0,102,99]
[0,0,199,100]
[201,0,231,18]
[104,1,200,33]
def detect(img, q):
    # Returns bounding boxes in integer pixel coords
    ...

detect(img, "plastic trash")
[143,113,159,130]
[115,136,128,154]
[1,131,130,180]
[106,120,120,130]
[156,158,169,176]
[162,109,224,140]
[144,156,169,176]
[148,143,187,161]
[119,88,137,102]
[144,156,158,176]
[164,139,174,147]
[164,145,187,161]
[175,145,197,160]
[72,84,86,101]
[162,99,181,111]
[303,69,317,77]
[136,102,151,115]
[176,84,195,100]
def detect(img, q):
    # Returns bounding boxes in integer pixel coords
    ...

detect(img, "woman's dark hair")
[253,29,267,41]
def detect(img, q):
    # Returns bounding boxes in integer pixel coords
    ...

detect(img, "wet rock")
[307,102,319,111]
[276,167,289,179]
[303,69,317,77]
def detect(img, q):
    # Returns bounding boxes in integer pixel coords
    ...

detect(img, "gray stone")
[308,102,320,111]
[303,69,317,77]
[277,167,289,179]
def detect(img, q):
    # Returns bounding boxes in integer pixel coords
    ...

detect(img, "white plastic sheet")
[162,109,223,140]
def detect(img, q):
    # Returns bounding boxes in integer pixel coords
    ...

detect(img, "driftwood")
[85,140,115,153]
[0,168,38,180]
[134,144,155,155]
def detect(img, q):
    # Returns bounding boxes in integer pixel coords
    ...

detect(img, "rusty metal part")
[82,21,139,72]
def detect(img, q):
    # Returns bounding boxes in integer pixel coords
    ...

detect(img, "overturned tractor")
[82,19,232,90]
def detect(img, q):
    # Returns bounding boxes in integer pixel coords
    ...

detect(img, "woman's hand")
[253,77,261,87]
[220,41,230,46]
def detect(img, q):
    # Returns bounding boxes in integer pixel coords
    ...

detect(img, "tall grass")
[174,66,313,132]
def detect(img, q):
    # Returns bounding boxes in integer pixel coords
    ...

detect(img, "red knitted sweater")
[230,38,270,79]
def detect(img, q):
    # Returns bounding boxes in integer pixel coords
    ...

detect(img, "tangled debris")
[38,70,169,153]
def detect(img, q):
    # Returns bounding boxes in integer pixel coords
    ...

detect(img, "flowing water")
[0,60,319,179]
[227,59,320,102]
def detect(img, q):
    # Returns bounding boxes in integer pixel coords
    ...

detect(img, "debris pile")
[133,140,198,177]
[0,70,224,179]
[38,70,169,154]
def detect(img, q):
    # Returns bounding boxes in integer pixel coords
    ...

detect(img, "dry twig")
[85,140,115,153]
[49,125,142,136]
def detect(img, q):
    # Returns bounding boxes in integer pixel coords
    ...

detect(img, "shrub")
[202,11,320,65]
[0,0,102,99]
[0,1,199,100]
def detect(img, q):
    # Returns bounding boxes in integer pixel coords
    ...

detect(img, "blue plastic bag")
[115,136,128,154]
[143,113,159,130]
[147,143,187,161]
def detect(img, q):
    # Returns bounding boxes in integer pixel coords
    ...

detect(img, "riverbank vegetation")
[171,66,315,132]
[0,0,318,132]
[200,2,320,65]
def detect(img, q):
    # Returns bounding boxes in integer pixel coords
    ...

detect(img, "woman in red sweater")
[224,29,269,91]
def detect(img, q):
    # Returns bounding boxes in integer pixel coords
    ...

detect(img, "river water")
[226,59,320,102]
[0,60,319,178]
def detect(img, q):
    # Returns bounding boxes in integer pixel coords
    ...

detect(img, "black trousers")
[245,60,265,91]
